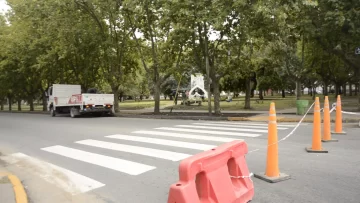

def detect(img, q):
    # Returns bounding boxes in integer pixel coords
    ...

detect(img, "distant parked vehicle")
[46,84,115,118]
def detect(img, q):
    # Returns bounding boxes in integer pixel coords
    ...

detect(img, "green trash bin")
[296,100,309,115]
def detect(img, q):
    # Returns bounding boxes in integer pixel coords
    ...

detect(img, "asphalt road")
[0,112,359,203]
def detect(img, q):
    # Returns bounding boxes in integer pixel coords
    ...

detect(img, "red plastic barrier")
[167,140,254,203]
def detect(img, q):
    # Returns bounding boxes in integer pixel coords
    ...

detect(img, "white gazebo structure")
[188,73,208,100]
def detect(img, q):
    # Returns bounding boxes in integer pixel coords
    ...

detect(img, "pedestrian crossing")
[1,121,300,194]
[75,139,192,161]
[154,127,262,137]
[106,134,217,150]
[41,145,157,175]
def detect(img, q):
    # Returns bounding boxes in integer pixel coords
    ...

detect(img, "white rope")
[247,101,316,153]
[237,103,316,180]
[330,102,360,115]
[341,111,360,115]
[330,106,336,113]
[238,101,356,180]
[230,173,254,181]
[278,102,315,142]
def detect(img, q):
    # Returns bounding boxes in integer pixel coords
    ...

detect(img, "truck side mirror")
[44,91,49,98]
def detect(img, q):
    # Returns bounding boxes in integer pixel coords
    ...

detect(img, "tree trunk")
[204,24,212,116]
[335,83,339,97]
[244,78,251,109]
[174,94,178,105]
[323,82,328,96]
[205,77,212,116]
[111,86,120,113]
[349,83,353,96]
[154,80,161,114]
[119,92,124,102]
[282,89,286,98]
[29,97,34,111]
[312,87,316,100]
[295,79,301,100]
[250,74,257,98]
[0,99,4,110]
[343,83,347,96]
[42,93,47,111]
[355,84,358,96]
[358,82,360,111]
[17,100,22,111]
[212,78,221,115]
[271,90,274,96]
[114,91,120,113]
[259,89,264,100]
[8,97,12,111]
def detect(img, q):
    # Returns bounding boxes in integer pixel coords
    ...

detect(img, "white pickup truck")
[46,84,115,118]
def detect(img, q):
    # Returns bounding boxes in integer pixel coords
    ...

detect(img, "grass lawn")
[164,96,298,111]
[119,100,174,110]
[1,105,44,112]
[1,101,174,111]
[164,94,360,111]
[1,94,358,112]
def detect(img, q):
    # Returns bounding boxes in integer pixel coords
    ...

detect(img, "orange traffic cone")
[306,97,328,153]
[254,102,290,183]
[322,96,338,142]
[331,95,347,135]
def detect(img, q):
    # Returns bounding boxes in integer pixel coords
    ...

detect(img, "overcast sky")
[0,0,10,14]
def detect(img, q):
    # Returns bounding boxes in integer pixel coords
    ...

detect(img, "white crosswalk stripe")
[106,134,216,150]
[41,145,156,175]
[175,124,268,133]
[75,139,191,161]
[132,130,240,142]
[192,122,289,130]
[155,127,262,137]
[205,121,298,127]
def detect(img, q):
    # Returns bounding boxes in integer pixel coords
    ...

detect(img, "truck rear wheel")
[70,108,79,118]
[50,107,56,117]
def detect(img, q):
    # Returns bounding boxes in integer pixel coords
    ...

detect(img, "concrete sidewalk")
[0,172,16,203]
[0,165,28,203]
[230,109,360,123]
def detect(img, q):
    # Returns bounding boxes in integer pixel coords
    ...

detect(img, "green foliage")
[1,0,359,112]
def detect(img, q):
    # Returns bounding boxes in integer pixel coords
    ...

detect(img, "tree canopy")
[0,0,359,113]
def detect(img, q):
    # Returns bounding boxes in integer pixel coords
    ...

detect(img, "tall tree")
[124,0,185,114]
[75,0,140,112]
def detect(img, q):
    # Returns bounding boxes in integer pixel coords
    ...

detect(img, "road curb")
[1,111,358,123]
[7,174,28,203]
[227,117,250,121]
[117,114,229,121]
[227,117,360,123]
[0,111,47,115]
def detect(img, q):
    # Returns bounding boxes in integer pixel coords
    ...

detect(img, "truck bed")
[82,94,114,106]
